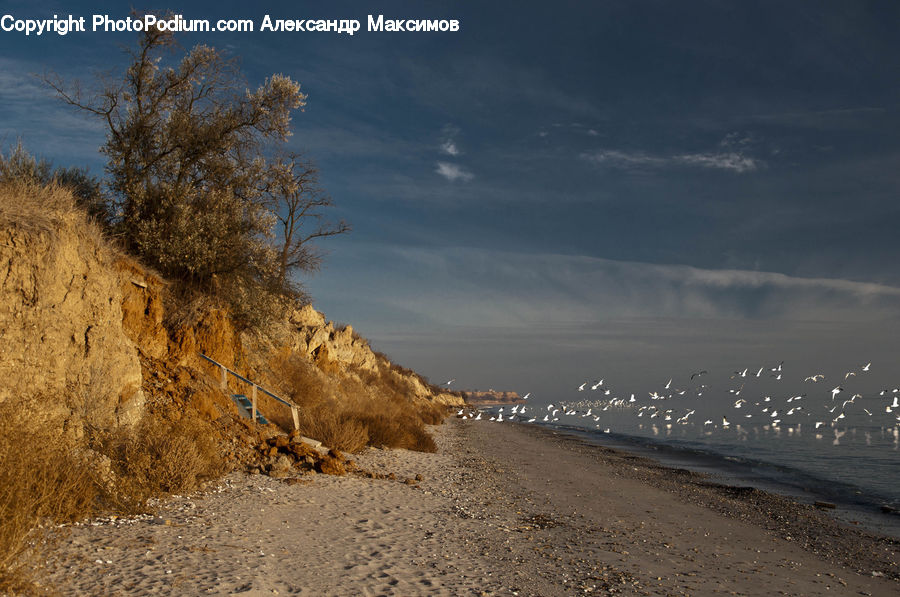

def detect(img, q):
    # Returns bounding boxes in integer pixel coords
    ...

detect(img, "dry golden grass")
[0,405,226,592]
[0,179,110,248]
[0,402,101,594]
[0,180,75,243]
[279,352,329,410]
[296,406,370,454]
[274,352,446,453]
[92,415,225,513]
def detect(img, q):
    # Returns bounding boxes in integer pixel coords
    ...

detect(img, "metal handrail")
[198,352,299,429]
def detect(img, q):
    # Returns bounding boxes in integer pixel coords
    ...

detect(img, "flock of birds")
[455,361,900,445]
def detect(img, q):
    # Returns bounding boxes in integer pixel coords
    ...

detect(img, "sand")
[40,419,898,596]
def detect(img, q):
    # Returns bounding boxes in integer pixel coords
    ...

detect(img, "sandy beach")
[41,419,898,596]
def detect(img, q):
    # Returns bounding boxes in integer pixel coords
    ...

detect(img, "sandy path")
[41,419,898,596]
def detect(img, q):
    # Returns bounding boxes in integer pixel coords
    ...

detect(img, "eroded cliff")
[0,181,461,446]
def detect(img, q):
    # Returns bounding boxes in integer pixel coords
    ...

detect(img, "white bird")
[522,392,531,400]
[445,379,456,386]
[844,371,856,380]
[578,383,586,391]
[591,379,604,390]
[722,417,731,428]
[862,362,871,371]
[665,378,672,389]
[756,367,764,377]
[831,386,843,399]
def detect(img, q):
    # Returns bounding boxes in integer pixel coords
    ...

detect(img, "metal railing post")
[199,353,298,427]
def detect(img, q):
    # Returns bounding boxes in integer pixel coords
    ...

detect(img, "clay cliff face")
[282,305,462,406]
[0,183,461,440]
[0,184,144,436]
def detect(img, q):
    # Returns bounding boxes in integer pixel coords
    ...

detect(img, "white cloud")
[582,148,761,173]
[439,123,462,156]
[674,152,760,172]
[440,140,459,156]
[581,150,666,168]
[719,131,755,148]
[435,161,474,182]
[320,245,900,328]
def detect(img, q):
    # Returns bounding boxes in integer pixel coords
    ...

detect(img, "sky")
[2,1,899,402]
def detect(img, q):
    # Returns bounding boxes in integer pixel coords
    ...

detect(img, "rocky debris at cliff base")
[248,433,356,478]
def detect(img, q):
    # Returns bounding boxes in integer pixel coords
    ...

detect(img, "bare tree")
[265,154,350,288]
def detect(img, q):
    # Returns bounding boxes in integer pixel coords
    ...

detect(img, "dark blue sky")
[2,1,899,398]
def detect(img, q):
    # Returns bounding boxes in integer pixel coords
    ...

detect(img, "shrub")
[351,410,438,453]
[296,406,370,454]
[0,142,109,225]
[91,415,224,512]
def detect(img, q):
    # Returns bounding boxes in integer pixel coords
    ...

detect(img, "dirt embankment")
[0,182,462,446]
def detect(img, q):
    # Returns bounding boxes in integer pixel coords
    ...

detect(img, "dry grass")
[0,402,227,592]
[295,406,370,454]
[0,179,78,238]
[0,402,101,594]
[91,415,225,513]
[273,353,447,454]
